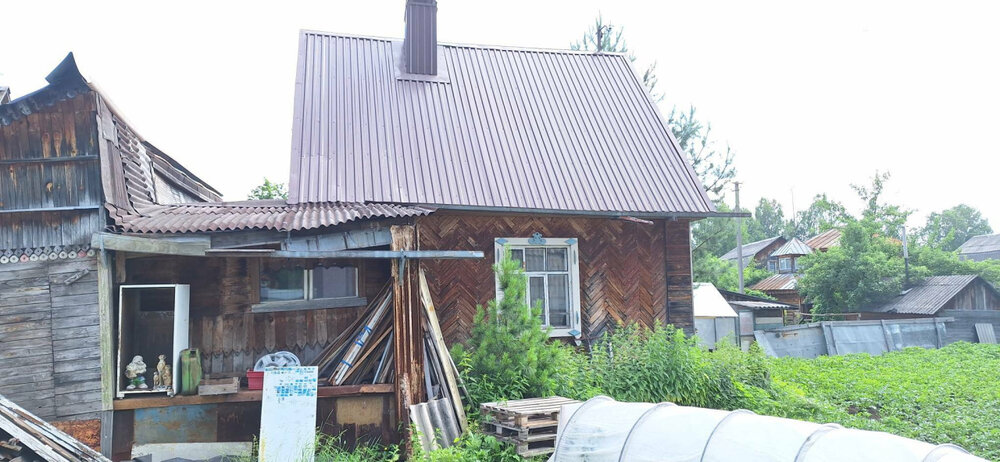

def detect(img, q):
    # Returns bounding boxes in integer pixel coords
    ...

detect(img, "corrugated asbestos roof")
[772,238,813,257]
[114,200,434,234]
[728,300,792,310]
[806,229,841,251]
[288,31,715,215]
[871,275,985,315]
[751,274,799,291]
[958,233,1000,261]
[721,236,785,261]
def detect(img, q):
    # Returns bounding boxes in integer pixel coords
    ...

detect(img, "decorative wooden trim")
[111,384,394,410]
[1,245,94,264]
[250,297,368,313]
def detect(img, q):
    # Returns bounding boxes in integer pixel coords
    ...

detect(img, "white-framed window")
[494,236,581,338]
[779,257,792,272]
[260,265,359,302]
[767,260,777,272]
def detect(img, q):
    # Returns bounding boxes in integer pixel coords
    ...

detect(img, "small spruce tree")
[452,248,563,405]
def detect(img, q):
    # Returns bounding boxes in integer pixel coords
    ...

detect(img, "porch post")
[390,225,425,434]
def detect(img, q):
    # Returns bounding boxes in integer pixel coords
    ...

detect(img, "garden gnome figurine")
[125,355,148,390]
[156,355,167,389]
[152,372,161,388]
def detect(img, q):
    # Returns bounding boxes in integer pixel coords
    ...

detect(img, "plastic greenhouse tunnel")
[548,396,986,462]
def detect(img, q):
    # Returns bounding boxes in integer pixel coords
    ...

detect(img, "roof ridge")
[299,29,629,57]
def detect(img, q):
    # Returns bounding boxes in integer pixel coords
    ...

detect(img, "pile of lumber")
[0,395,107,462]
[480,396,579,458]
[311,284,395,385]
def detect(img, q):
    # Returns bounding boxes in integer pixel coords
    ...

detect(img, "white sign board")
[259,366,318,462]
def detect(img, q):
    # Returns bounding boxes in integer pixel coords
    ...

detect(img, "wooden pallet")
[480,396,579,457]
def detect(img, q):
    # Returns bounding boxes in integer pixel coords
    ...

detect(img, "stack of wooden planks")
[480,396,580,458]
[0,394,108,461]
[311,284,395,385]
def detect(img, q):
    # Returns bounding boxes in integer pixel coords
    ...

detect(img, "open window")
[494,237,581,337]
[254,263,366,312]
[116,284,189,398]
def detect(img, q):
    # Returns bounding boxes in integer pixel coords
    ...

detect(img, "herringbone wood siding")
[416,213,694,346]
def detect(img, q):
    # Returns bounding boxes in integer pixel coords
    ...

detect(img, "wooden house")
[721,236,786,271]
[0,1,729,458]
[958,233,1000,262]
[860,275,1000,319]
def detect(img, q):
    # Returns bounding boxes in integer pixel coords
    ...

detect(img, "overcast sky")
[3,1,998,230]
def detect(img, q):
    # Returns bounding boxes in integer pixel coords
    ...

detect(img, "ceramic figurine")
[154,355,168,390]
[152,371,161,388]
[125,355,148,390]
[162,365,174,396]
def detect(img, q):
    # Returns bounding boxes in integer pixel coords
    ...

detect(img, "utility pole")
[735,182,744,294]
[901,225,910,288]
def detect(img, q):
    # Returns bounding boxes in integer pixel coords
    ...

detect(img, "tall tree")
[572,16,736,198]
[786,194,851,238]
[798,218,905,313]
[753,198,786,238]
[916,204,992,252]
[247,178,288,200]
[851,171,911,239]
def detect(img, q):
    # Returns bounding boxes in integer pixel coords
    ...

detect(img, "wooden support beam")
[111,384,393,410]
[391,225,424,445]
[251,297,368,313]
[204,249,484,259]
[97,250,115,411]
[92,233,209,257]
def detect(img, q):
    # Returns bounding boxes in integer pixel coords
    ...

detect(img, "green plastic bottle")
[179,348,202,396]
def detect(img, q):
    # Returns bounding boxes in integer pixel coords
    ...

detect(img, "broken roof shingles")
[289,32,714,215]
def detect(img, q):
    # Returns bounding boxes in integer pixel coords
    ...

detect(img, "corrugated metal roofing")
[772,238,813,257]
[721,236,785,261]
[288,31,714,215]
[871,275,984,315]
[728,300,793,310]
[113,200,434,234]
[806,229,841,251]
[958,233,1000,261]
[751,274,799,291]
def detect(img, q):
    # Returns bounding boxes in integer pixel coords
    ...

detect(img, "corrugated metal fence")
[755,318,951,359]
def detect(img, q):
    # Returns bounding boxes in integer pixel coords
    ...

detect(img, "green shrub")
[451,248,566,407]
[412,431,523,462]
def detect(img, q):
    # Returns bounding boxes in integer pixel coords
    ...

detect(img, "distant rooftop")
[869,275,994,315]
[806,229,841,251]
[721,236,785,263]
[772,238,813,257]
[958,233,1000,262]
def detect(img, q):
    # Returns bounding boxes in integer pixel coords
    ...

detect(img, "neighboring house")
[0,86,10,104]
[805,228,841,252]
[1,0,724,457]
[719,289,793,350]
[692,283,738,349]
[860,275,1000,319]
[958,233,1000,262]
[721,236,786,270]
[771,237,812,274]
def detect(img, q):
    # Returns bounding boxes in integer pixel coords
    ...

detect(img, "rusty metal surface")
[288,31,714,215]
[133,405,218,445]
[805,229,841,251]
[871,275,981,315]
[751,274,799,291]
[113,200,434,233]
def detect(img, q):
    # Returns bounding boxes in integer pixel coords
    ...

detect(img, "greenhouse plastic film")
[548,397,986,462]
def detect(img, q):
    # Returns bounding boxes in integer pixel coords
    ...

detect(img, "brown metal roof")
[288,31,715,215]
[113,200,434,233]
[805,229,841,251]
[870,275,989,315]
[751,273,799,291]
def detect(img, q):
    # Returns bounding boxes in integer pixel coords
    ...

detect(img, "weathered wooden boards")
[480,396,580,458]
[0,395,109,462]
[0,258,102,421]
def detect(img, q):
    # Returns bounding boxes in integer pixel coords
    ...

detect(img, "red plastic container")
[247,370,264,390]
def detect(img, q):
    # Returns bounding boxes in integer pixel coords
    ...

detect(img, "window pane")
[547,274,570,328]
[313,266,358,299]
[529,276,546,324]
[261,268,305,301]
[525,248,545,272]
[545,248,568,271]
[509,249,524,268]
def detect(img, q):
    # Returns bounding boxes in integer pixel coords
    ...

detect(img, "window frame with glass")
[256,263,364,312]
[778,257,792,272]
[494,237,582,338]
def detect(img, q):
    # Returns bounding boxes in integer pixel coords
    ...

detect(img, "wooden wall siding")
[416,214,694,346]
[0,257,103,421]
[0,93,104,250]
[946,280,1000,311]
[125,256,389,374]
